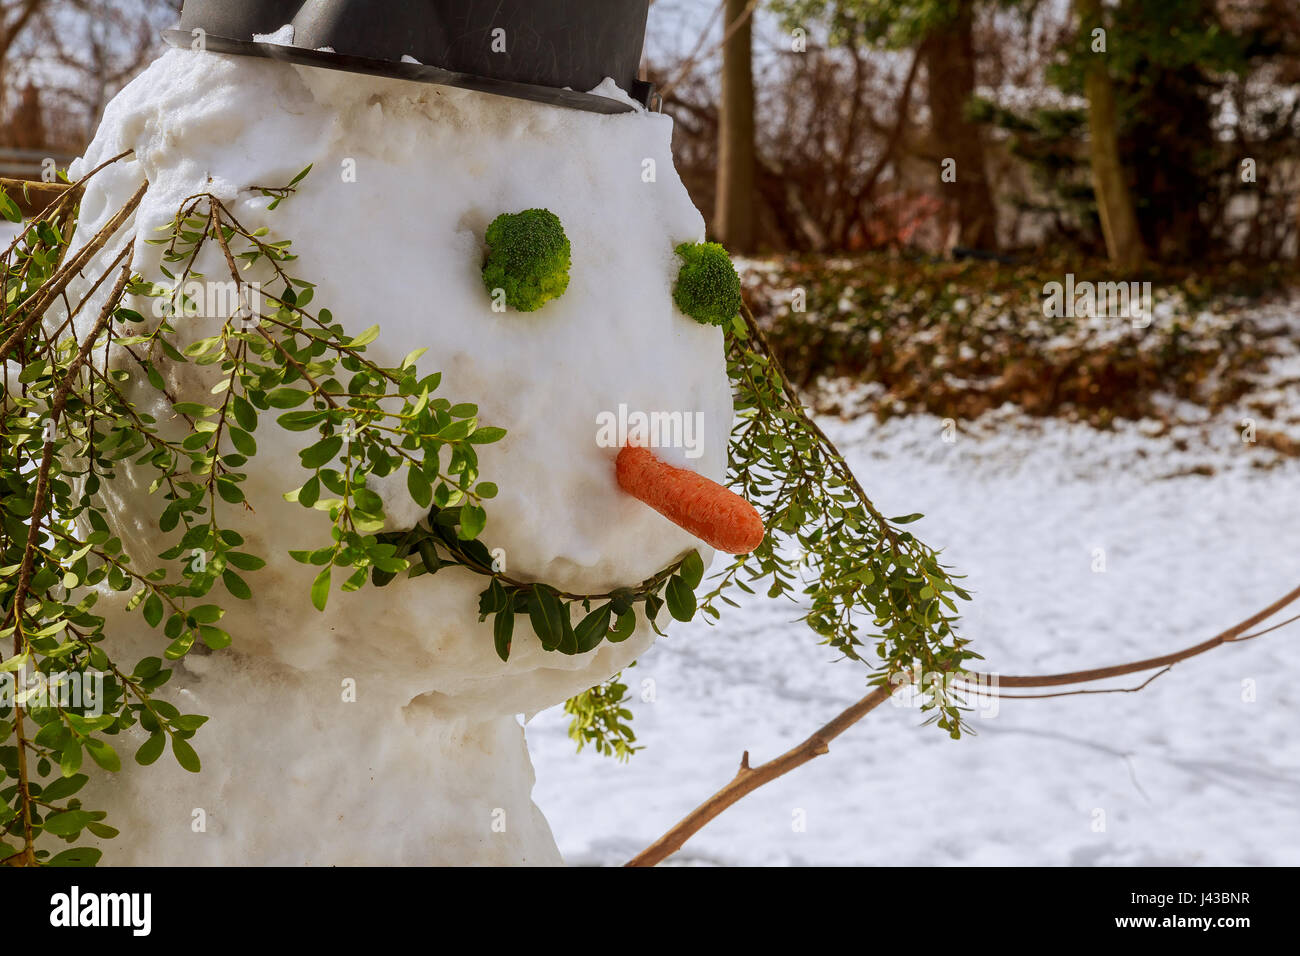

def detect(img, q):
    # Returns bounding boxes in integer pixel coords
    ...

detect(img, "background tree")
[771,0,1001,250]
[1074,0,1145,270]
[715,0,760,251]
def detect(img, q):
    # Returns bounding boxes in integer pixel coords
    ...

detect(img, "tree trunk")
[924,1,998,251]
[715,0,757,252]
[1076,0,1145,270]
[11,83,44,149]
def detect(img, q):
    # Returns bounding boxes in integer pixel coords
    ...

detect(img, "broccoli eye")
[672,241,742,327]
[481,209,571,312]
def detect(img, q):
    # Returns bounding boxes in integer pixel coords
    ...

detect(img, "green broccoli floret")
[481,209,571,312]
[672,241,742,327]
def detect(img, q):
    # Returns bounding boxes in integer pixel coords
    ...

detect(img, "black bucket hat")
[164,0,655,114]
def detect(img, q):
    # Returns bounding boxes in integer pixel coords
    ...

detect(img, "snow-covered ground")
[0,219,24,247]
[530,385,1300,866]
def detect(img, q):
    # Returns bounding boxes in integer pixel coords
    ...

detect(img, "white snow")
[0,218,22,247]
[530,399,1300,865]
[586,77,646,112]
[61,47,726,864]
[253,24,295,46]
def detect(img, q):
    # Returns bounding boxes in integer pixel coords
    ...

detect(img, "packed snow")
[61,47,728,864]
[530,389,1300,866]
[252,24,294,46]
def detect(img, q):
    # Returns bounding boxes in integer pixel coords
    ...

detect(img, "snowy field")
[531,381,1300,866]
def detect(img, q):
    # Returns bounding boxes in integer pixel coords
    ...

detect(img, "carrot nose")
[615,444,765,555]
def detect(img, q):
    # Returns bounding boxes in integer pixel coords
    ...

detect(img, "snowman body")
[62,48,731,864]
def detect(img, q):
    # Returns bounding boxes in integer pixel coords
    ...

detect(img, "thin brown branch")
[658,0,758,101]
[626,577,1300,865]
[979,666,1173,700]
[963,582,1300,689]
[625,684,894,867]
[0,177,145,365]
[3,251,134,866]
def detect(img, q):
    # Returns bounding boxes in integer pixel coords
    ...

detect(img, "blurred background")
[5,1,1298,262]
[4,0,1297,425]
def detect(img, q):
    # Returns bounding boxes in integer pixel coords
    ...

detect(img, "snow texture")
[252,24,295,46]
[0,219,22,247]
[531,399,1300,865]
[62,47,728,864]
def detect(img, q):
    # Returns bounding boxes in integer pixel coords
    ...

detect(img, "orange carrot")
[616,445,765,555]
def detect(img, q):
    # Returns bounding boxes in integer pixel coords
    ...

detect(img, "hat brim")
[162,30,641,115]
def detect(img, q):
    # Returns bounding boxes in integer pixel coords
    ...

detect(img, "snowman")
[59,0,763,864]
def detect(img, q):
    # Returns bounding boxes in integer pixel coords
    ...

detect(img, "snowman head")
[74,48,759,718]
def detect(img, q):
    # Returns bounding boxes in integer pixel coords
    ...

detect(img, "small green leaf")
[665,576,697,623]
[229,427,256,456]
[298,475,321,508]
[493,607,514,662]
[59,742,82,778]
[232,394,257,431]
[47,847,103,867]
[678,550,705,589]
[406,467,432,508]
[84,738,121,772]
[277,409,329,431]
[478,579,509,617]
[227,552,266,571]
[172,736,201,773]
[142,593,164,628]
[467,426,507,445]
[310,565,331,611]
[135,732,166,766]
[216,476,245,503]
[266,387,311,409]
[300,435,343,469]
[458,504,487,540]
[189,603,224,623]
[222,569,252,600]
[608,610,636,643]
[0,190,22,222]
[41,774,88,801]
[528,586,565,650]
[42,811,95,836]
[171,402,217,417]
[574,604,612,654]
[347,324,380,347]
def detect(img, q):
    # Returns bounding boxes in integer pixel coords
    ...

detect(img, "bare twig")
[625,684,895,867]
[0,176,144,365]
[626,580,1300,865]
[962,581,1300,690]
[658,0,758,101]
[3,251,134,866]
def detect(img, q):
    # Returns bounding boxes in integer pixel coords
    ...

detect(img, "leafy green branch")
[1,161,512,865]
[562,297,978,759]
[375,505,705,661]
[698,302,977,736]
